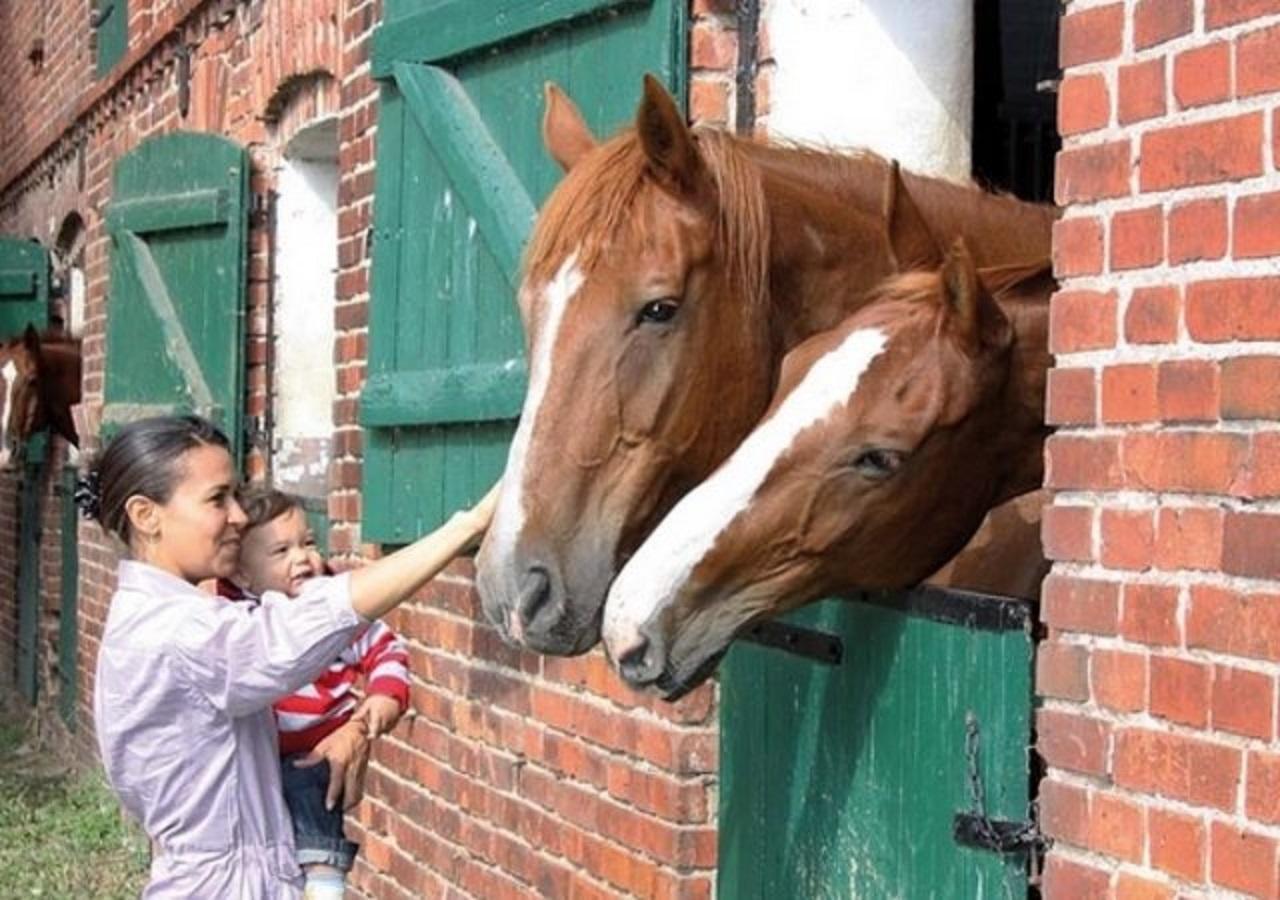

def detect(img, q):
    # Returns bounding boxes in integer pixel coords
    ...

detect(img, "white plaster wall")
[766,0,973,181]
[273,121,338,495]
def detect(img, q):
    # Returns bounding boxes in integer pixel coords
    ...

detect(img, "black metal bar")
[738,618,843,665]
[952,813,1046,855]
[734,0,759,135]
[854,585,1033,634]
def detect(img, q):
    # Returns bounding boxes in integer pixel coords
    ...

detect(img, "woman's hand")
[458,481,501,547]
[293,718,371,811]
[353,694,404,739]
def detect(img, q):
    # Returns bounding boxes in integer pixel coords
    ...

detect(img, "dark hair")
[78,415,232,545]
[236,484,306,531]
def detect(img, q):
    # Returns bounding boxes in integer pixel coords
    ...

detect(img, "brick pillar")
[1042,2,1280,896]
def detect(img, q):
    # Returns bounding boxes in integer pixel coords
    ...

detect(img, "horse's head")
[602,242,1039,698]
[477,77,939,656]
[0,326,42,468]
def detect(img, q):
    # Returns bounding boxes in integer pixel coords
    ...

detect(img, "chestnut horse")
[0,324,82,468]
[602,243,1053,698]
[476,75,1056,656]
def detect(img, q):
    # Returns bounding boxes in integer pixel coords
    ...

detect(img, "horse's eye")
[636,298,680,325]
[852,448,905,480]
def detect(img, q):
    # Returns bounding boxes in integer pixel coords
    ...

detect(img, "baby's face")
[237,507,320,597]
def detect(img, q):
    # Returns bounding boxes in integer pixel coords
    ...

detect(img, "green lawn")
[0,713,148,899]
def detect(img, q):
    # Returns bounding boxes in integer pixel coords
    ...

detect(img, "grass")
[0,709,148,899]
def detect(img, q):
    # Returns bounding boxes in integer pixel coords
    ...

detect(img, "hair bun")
[73,470,102,520]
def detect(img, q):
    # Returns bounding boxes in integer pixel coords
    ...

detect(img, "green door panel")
[719,591,1035,899]
[103,132,249,457]
[362,0,686,542]
[0,239,50,339]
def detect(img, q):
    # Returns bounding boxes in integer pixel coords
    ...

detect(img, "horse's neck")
[988,280,1053,503]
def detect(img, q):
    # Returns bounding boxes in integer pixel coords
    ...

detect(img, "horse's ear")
[883,160,941,271]
[636,73,705,196]
[542,82,597,172]
[942,239,1010,352]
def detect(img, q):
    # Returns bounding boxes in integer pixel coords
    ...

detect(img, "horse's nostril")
[617,633,658,685]
[516,567,552,626]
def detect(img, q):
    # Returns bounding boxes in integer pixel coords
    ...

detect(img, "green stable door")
[361,0,686,542]
[719,588,1037,899]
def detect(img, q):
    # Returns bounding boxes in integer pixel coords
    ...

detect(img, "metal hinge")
[952,713,1049,881]
[738,619,843,665]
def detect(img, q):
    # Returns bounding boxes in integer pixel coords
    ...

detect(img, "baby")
[219,486,409,900]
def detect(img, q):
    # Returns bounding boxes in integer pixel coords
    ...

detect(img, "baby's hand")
[354,694,404,739]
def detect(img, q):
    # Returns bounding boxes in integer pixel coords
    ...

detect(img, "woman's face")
[236,506,318,597]
[138,444,246,583]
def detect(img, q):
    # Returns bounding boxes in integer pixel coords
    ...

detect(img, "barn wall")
[1042,1,1280,896]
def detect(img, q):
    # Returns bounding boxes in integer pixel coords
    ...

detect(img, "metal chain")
[963,711,1045,875]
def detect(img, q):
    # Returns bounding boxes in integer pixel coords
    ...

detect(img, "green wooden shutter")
[361,0,686,542]
[15,434,48,705]
[0,238,50,339]
[95,0,129,76]
[103,132,249,457]
[57,466,80,729]
[718,592,1034,898]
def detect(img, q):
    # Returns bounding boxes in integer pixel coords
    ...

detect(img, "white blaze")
[487,252,585,574]
[0,359,16,469]
[603,327,889,646]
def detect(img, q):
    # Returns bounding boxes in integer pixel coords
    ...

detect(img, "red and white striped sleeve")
[350,620,410,708]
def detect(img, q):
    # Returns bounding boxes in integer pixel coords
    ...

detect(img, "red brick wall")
[1,1,734,897]
[1043,2,1280,896]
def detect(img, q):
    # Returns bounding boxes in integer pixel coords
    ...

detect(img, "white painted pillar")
[765,0,974,181]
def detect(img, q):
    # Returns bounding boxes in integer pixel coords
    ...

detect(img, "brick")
[1156,360,1218,422]
[1058,74,1110,136]
[1060,4,1124,67]
[689,78,729,125]
[1042,504,1093,562]
[1121,582,1180,645]
[1046,435,1124,491]
[1089,792,1144,862]
[1046,368,1096,426]
[1238,431,1280,499]
[1037,641,1090,701]
[1223,511,1280,578]
[1056,141,1131,203]
[1148,808,1206,882]
[1118,58,1167,124]
[1234,190,1280,259]
[1168,198,1228,263]
[1212,665,1274,739]
[1210,822,1278,897]
[1100,507,1154,570]
[1173,42,1232,108]
[1237,22,1280,97]
[1114,873,1174,900]
[1101,364,1158,424]
[1247,750,1280,823]
[1053,215,1104,277]
[1125,285,1180,344]
[690,24,736,70]
[1043,574,1120,635]
[1092,648,1148,713]
[1188,584,1280,661]
[1113,728,1241,811]
[1039,778,1089,846]
[1154,506,1223,571]
[1140,113,1265,190]
[1207,0,1280,28]
[1037,710,1110,777]
[1121,431,1248,494]
[1042,855,1110,898]
[1222,356,1280,418]
[1149,656,1211,727]
[1110,206,1165,271]
[1135,0,1194,49]
[1051,290,1118,353]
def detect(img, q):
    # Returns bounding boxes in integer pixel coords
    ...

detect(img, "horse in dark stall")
[0,324,82,468]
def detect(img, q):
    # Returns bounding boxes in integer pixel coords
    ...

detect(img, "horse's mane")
[523,128,771,320]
